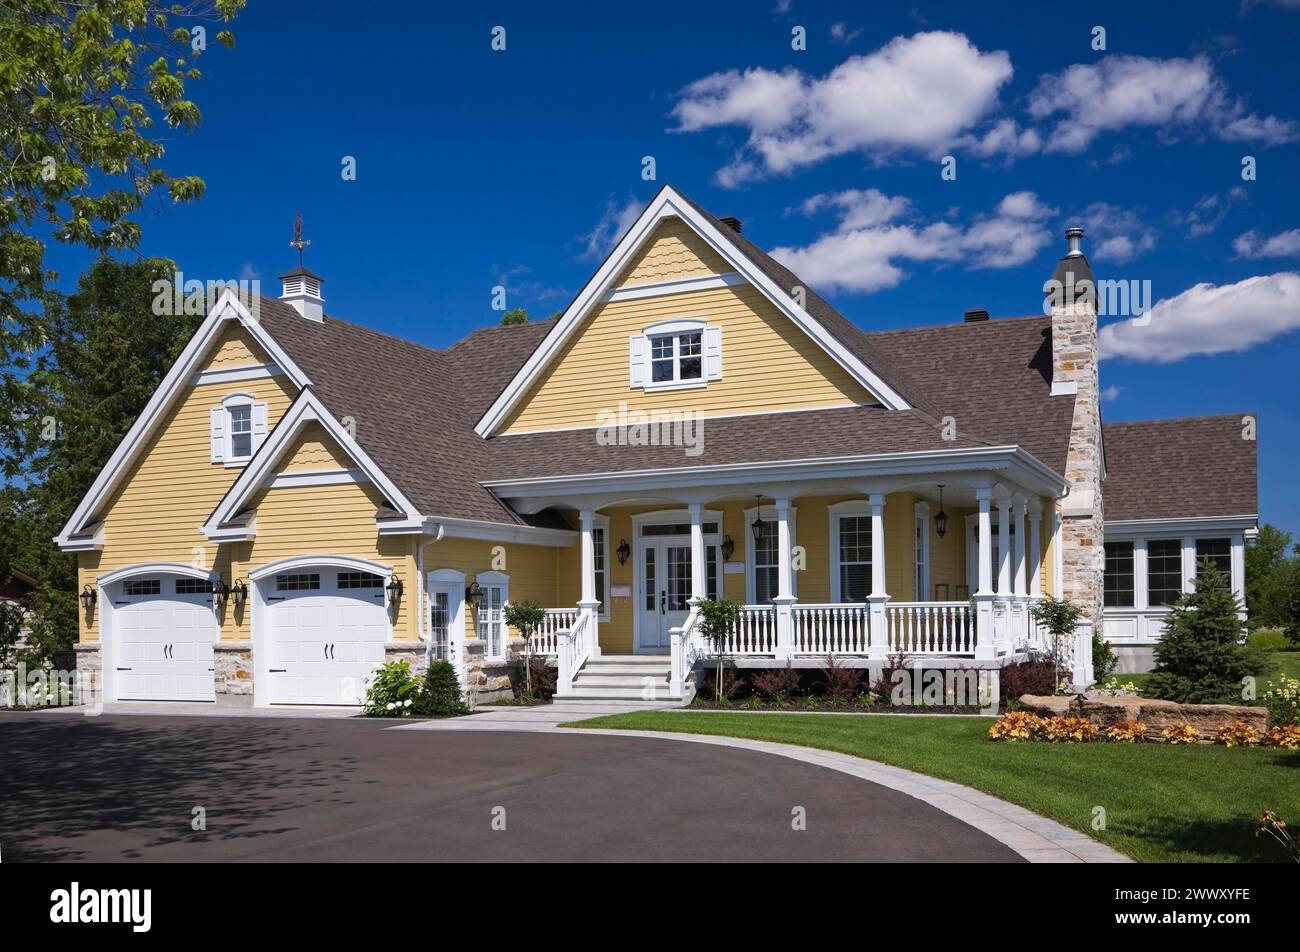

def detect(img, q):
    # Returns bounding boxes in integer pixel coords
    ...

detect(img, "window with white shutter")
[214,393,269,466]
[630,319,722,392]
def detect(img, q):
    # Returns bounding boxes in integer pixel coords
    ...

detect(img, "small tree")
[503,599,547,698]
[1283,565,1300,649]
[500,307,529,326]
[695,598,742,702]
[0,598,25,669]
[1029,594,1085,693]
[1146,560,1272,704]
[419,660,467,717]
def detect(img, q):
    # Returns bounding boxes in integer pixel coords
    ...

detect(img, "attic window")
[629,319,722,392]
[210,393,268,467]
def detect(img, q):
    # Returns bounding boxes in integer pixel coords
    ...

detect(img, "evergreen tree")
[1146,559,1272,704]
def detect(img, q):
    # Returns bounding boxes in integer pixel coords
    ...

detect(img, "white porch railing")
[886,602,975,655]
[719,605,778,655]
[531,608,578,657]
[793,604,869,654]
[555,610,594,697]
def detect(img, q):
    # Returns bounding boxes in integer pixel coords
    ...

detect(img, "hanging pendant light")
[934,484,949,540]
[751,495,767,544]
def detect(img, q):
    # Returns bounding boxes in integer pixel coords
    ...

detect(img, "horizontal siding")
[616,217,731,286]
[502,283,868,433]
[422,536,561,643]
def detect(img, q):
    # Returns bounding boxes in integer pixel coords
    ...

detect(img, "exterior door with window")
[635,534,720,653]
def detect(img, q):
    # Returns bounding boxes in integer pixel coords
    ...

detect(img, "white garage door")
[113,576,217,702]
[263,568,389,705]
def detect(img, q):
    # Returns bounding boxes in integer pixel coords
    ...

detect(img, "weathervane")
[290,212,311,267]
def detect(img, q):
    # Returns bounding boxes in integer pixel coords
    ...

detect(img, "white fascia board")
[202,389,421,540]
[55,291,311,549]
[1105,514,1259,537]
[429,516,577,547]
[483,446,1065,500]
[473,185,910,438]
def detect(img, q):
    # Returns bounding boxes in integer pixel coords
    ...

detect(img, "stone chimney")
[279,265,324,323]
[1046,227,1104,621]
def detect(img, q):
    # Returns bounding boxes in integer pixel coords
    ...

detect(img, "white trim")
[431,516,577,547]
[744,504,797,603]
[425,568,467,674]
[61,523,106,553]
[593,513,611,622]
[913,501,931,601]
[474,184,911,437]
[98,562,217,586]
[474,570,510,660]
[1105,515,1258,535]
[202,389,422,541]
[268,468,369,489]
[248,554,393,584]
[1050,381,1078,396]
[490,400,881,437]
[828,500,873,603]
[604,272,747,303]
[220,392,258,466]
[192,363,284,386]
[56,290,310,548]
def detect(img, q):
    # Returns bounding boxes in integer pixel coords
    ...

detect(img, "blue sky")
[44,0,1300,536]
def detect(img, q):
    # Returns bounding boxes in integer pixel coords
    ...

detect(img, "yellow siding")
[420,536,562,644]
[281,423,355,472]
[502,283,871,433]
[77,323,299,642]
[615,217,732,286]
[929,506,972,600]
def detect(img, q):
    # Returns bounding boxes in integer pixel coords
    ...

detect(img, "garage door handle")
[269,668,287,673]
[116,667,132,671]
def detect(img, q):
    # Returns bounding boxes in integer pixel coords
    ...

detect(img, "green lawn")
[567,711,1300,863]
[1103,648,1299,693]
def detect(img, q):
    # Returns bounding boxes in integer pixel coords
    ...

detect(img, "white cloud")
[1177,188,1247,238]
[829,22,863,45]
[578,194,645,261]
[1233,228,1300,258]
[671,31,1015,183]
[1076,202,1157,264]
[1101,385,1123,401]
[771,189,1055,293]
[951,118,1042,161]
[1099,272,1300,362]
[1027,54,1297,153]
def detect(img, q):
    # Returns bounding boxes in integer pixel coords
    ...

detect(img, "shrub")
[364,660,421,717]
[1042,716,1100,743]
[508,655,556,702]
[741,694,763,709]
[417,660,468,717]
[1262,675,1300,727]
[1092,632,1118,681]
[1215,721,1261,747]
[998,660,1057,702]
[698,666,745,702]
[503,599,547,697]
[1160,723,1203,745]
[751,662,801,703]
[854,692,876,710]
[1105,720,1146,743]
[1146,561,1271,704]
[696,598,743,702]
[1264,725,1300,750]
[1247,629,1289,651]
[817,654,862,701]
[988,711,1046,741]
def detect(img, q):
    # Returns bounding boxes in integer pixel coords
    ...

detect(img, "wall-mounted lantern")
[616,538,630,566]
[721,534,736,561]
[79,585,96,612]
[231,579,249,608]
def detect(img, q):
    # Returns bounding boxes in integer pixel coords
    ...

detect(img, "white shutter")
[209,407,226,463]
[251,402,269,451]
[704,325,723,380]
[628,334,648,388]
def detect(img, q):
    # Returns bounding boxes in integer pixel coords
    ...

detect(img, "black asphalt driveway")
[0,712,1021,862]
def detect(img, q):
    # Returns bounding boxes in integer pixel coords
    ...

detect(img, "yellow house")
[55,185,1257,706]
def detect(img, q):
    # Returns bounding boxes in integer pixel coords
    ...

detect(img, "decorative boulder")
[1018,694,1268,740]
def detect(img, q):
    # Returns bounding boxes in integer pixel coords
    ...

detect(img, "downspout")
[416,521,445,652]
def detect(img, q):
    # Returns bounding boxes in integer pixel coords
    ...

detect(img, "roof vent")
[280,213,324,322]
[719,216,743,233]
[963,309,990,323]
[1065,226,1085,258]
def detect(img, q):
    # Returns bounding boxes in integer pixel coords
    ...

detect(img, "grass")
[567,710,1300,863]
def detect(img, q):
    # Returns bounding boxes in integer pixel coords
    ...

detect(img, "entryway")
[632,513,722,654]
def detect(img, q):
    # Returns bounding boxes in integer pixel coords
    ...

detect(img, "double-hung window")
[211,393,267,466]
[629,320,722,391]
[229,403,253,459]
[1194,538,1232,578]
[834,514,873,603]
[1146,539,1183,607]
[1103,541,1135,608]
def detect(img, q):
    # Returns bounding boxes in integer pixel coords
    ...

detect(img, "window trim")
[828,500,874,604]
[744,505,796,604]
[913,501,931,601]
[475,570,510,660]
[1103,540,1136,609]
[592,514,611,622]
[632,319,721,393]
[221,392,256,467]
[1145,538,1184,608]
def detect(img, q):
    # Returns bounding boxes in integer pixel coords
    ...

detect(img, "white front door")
[263,568,389,705]
[426,579,463,666]
[635,537,720,653]
[112,576,217,702]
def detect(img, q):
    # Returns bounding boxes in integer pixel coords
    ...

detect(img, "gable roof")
[1102,415,1257,522]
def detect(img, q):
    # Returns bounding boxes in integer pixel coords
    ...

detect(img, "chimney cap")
[963,308,990,323]
[719,216,743,233]
[1064,226,1085,257]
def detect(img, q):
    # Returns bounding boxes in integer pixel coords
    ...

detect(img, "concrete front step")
[572,675,669,689]
[575,666,671,678]
[584,655,670,666]
[564,687,679,700]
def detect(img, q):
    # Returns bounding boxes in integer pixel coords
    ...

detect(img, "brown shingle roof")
[1102,415,1258,521]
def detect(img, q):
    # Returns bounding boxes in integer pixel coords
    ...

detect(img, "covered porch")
[488,450,1077,699]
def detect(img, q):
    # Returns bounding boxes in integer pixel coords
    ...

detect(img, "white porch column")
[1028,502,1043,598]
[578,508,601,657]
[1011,497,1029,650]
[688,503,706,604]
[772,498,796,659]
[974,489,996,660]
[867,493,890,660]
[1013,498,1028,598]
[995,499,1013,654]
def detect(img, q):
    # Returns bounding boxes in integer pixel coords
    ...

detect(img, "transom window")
[124,579,161,596]
[1195,538,1231,577]
[1103,542,1135,608]
[640,522,719,536]
[175,578,210,595]
[1146,539,1183,607]
[650,331,702,384]
[337,571,383,589]
[228,403,253,459]
[276,573,320,591]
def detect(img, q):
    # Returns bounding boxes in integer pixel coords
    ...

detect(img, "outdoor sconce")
[231,579,249,608]
[79,585,96,612]
[466,579,486,610]
[934,484,948,540]
[721,534,736,561]
[212,578,231,605]
[616,538,630,565]
[751,495,768,544]
[386,576,404,599]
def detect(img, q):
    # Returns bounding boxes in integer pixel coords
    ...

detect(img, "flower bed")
[989,711,1300,747]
